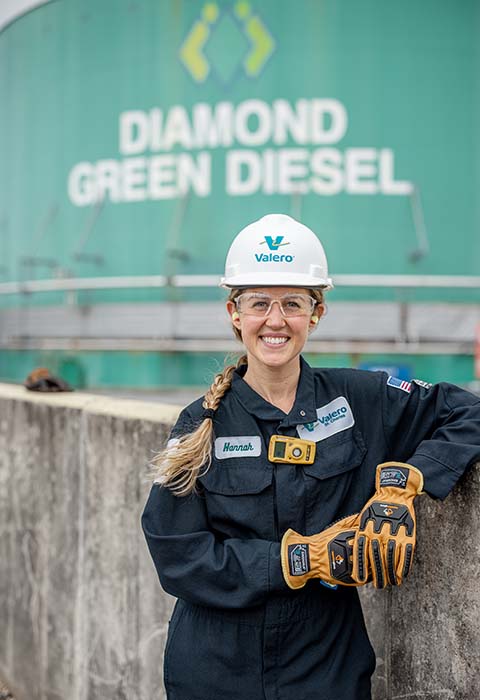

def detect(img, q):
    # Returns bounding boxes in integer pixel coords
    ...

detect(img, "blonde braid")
[151,354,248,496]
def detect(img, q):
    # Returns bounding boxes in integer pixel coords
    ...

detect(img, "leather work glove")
[352,462,424,589]
[24,367,73,392]
[281,513,366,590]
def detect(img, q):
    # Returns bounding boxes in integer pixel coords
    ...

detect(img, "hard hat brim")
[220,273,334,290]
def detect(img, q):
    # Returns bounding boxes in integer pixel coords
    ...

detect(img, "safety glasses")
[234,292,317,317]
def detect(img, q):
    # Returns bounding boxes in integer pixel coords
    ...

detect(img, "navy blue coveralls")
[141,358,480,700]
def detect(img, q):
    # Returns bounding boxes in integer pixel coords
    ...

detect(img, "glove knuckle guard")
[327,530,356,584]
[353,535,368,583]
[387,540,398,586]
[371,539,385,589]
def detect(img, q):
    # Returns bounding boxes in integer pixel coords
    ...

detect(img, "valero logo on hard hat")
[221,214,333,289]
[255,242,294,263]
[256,234,294,263]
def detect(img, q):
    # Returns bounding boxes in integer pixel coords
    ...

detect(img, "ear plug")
[311,315,319,324]
[232,311,240,321]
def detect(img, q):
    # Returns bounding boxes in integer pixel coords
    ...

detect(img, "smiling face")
[226,287,323,372]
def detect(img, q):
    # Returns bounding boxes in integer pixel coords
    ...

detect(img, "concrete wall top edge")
[0,382,183,423]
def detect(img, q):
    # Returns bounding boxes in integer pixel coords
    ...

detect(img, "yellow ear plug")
[311,315,319,324]
[232,311,240,321]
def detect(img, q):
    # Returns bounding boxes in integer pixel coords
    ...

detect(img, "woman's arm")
[380,377,480,500]
[141,482,288,608]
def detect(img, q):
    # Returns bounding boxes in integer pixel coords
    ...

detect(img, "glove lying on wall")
[281,513,367,590]
[352,462,424,589]
[24,367,73,392]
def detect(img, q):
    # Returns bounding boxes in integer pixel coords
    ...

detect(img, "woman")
[141,214,480,700]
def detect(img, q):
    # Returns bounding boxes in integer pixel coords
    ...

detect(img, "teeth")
[262,336,288,345]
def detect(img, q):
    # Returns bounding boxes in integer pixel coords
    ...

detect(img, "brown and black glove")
[281,513,366,590]
[352,462,424,589]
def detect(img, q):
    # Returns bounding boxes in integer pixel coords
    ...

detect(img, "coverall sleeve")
[141,408,289,609]
[380,377,480,500]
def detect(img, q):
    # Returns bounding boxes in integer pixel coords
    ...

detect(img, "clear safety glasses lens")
[235,293,316,317]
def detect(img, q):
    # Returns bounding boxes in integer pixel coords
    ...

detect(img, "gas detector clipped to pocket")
[268,435,316,465]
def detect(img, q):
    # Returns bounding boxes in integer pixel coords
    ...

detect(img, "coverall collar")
[231,355,318,428]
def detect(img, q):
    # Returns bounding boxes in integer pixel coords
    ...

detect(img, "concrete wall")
[0,384,180,700]
[0,383,478,700]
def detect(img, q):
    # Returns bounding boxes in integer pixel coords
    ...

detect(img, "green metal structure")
[1,0,479,389]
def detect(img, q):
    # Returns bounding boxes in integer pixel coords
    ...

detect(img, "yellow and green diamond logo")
[180,2,275,84]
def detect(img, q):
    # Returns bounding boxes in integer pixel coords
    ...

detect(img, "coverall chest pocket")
[198,460,274,540]
[302,429,368,533]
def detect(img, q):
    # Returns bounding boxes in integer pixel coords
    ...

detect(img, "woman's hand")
[351,462,424,588]
[281,513,365,589]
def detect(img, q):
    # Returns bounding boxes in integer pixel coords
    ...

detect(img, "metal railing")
[0,274,480,295]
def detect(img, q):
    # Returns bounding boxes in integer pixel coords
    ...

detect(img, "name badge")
[214,436,262,459]
[296,396,354,441]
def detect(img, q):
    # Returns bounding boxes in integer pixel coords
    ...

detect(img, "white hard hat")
[220,214,333,289]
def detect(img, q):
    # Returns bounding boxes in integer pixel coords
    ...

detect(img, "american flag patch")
[387,376,412,393]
